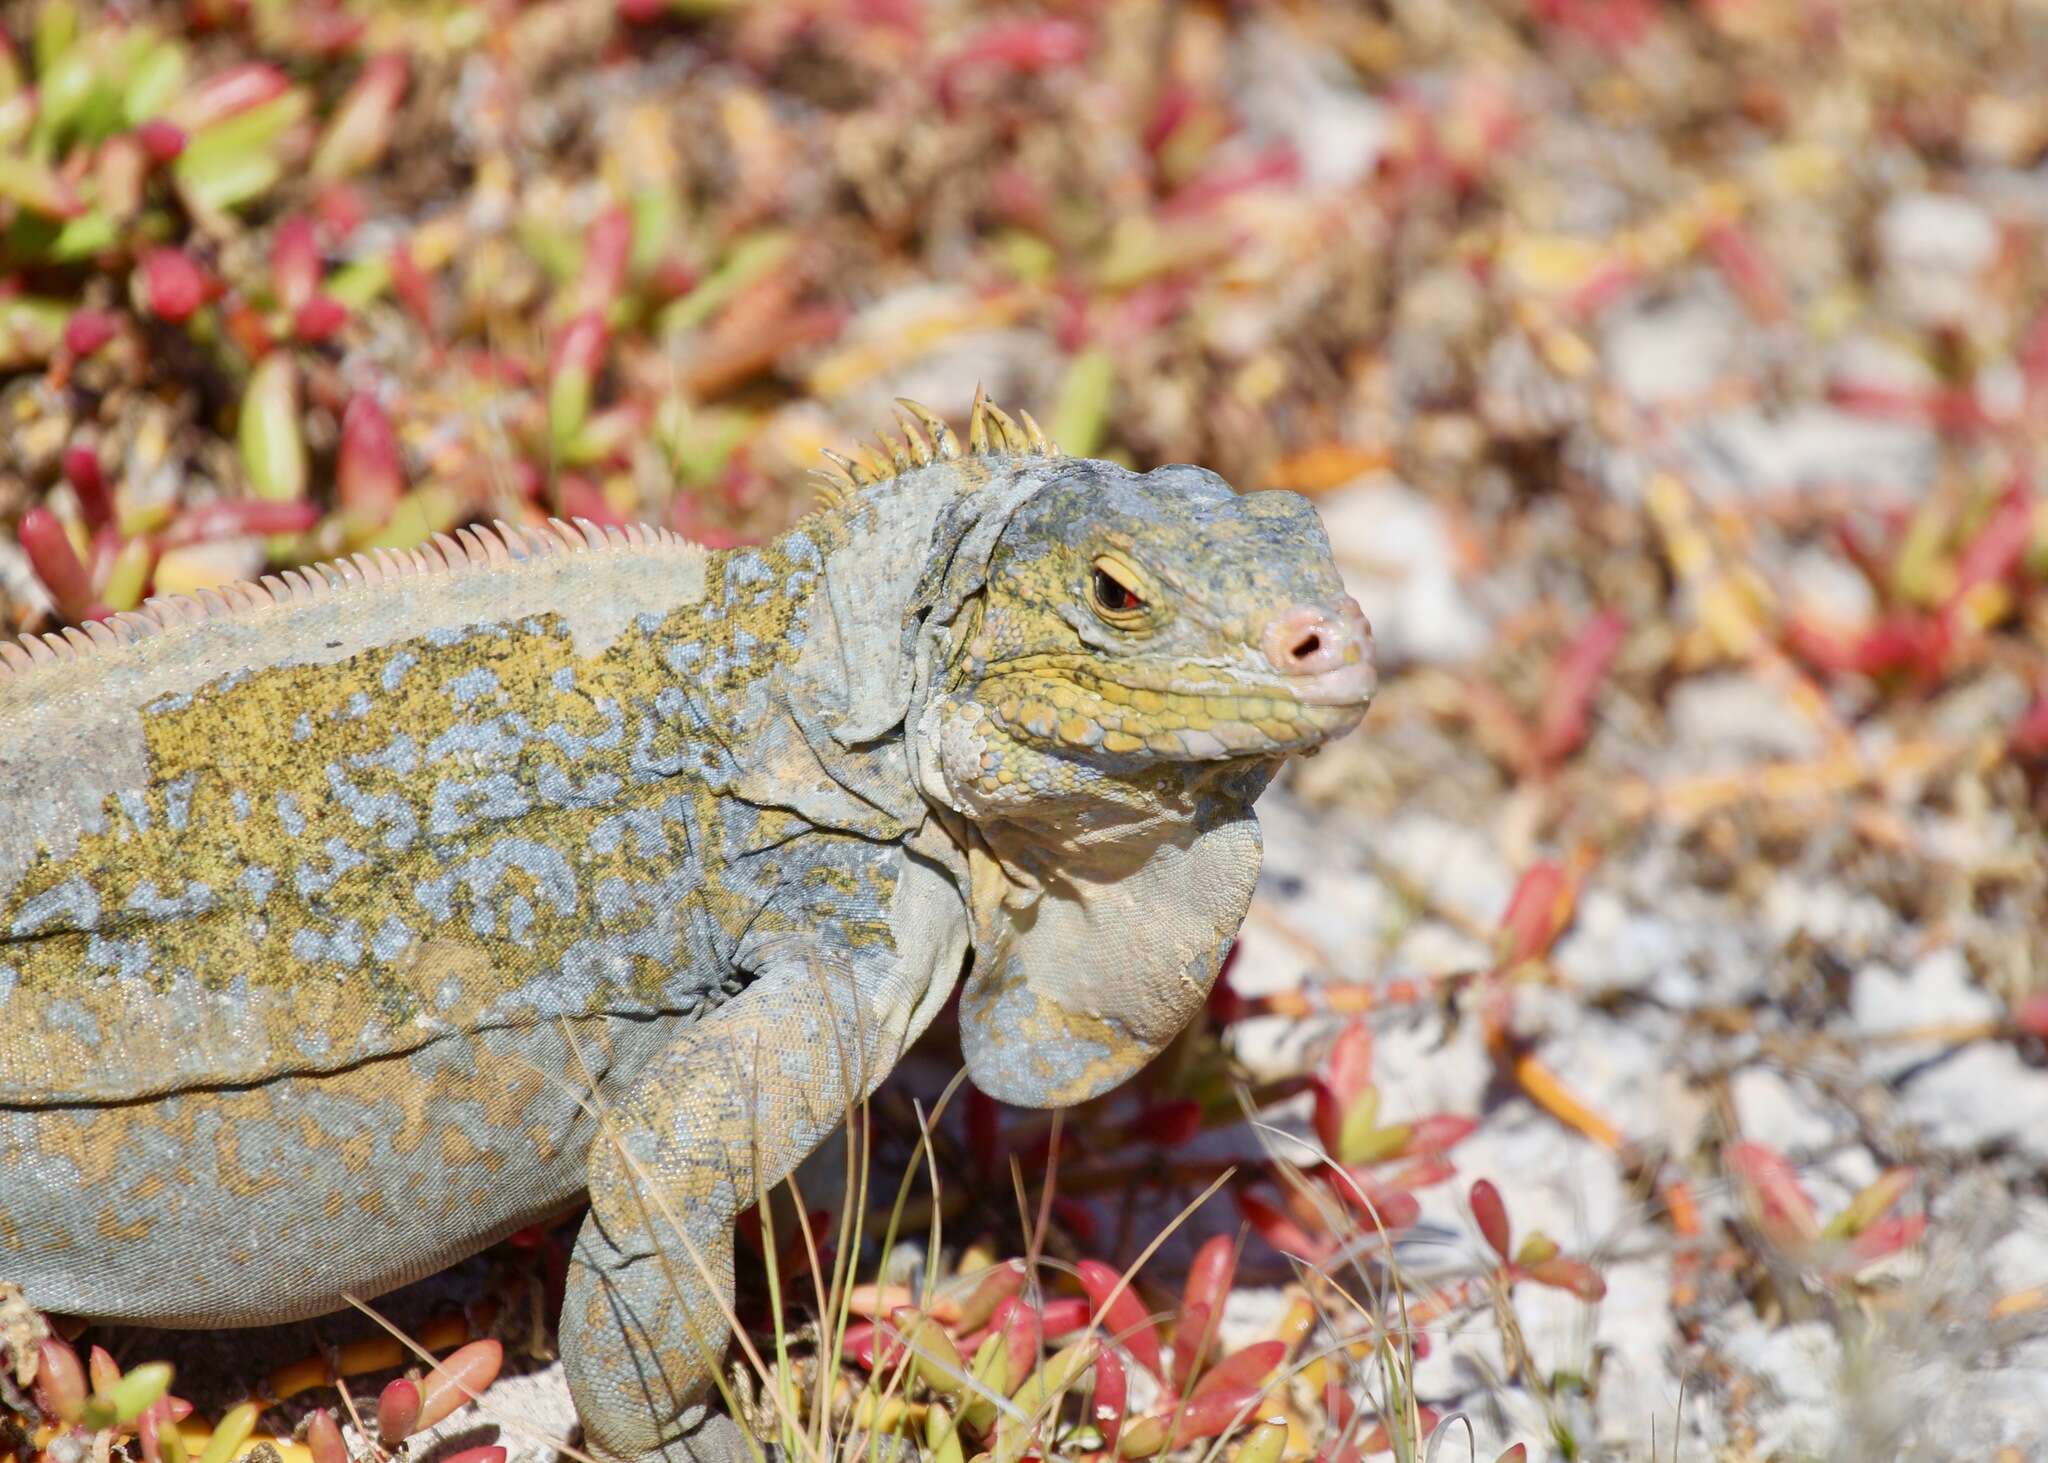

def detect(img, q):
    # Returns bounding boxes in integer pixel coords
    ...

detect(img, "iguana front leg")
[561,904,949,1463]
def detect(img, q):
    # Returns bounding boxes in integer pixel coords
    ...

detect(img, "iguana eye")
[1090,557,1147,622]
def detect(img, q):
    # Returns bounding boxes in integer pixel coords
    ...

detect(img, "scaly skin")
[0,396,1373,1462]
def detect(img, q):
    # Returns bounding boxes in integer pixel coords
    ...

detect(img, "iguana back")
[0,520,744,1106]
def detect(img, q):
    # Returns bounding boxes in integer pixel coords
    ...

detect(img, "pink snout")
[1261,597,1376,705]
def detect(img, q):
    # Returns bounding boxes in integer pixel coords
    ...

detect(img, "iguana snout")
[1259,595,1374,706]
[1253,590,1368,725]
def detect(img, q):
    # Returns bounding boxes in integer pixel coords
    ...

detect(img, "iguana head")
[936,461,1371,804]
[853,398,1375,1109]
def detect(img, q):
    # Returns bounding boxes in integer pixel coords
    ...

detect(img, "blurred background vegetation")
[8,0,2048,1458]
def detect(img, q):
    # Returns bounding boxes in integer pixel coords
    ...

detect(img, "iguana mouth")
[978,656,1371,761]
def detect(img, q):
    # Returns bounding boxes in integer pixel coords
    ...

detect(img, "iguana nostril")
[1262,605,1346,673]
[1261,597,1376,705]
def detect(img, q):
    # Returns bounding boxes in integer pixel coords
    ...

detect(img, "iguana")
[0,394,1373,1462]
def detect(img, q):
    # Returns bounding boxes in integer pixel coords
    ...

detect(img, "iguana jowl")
[0,396,1373,1462]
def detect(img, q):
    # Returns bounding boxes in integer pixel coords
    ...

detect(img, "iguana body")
[0,399,1372,1461]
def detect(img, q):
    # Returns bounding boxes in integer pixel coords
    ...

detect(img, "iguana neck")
[920,684,1278,895]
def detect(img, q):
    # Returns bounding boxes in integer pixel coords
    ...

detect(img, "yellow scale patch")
[0,545,823,1097]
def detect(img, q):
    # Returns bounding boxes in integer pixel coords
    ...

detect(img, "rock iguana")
[0,395,1373,1461]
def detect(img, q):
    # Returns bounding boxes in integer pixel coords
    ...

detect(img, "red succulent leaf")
[1143,81,1197,154]
[995,1298,1041,1389]
[34,1336,87,1424]
[551,311,610,378]
[418,1341,501,1433]
[303,1410,346,1463]
[1075,1259,1164,1380]
[1726,1141,1820,1243]
[173,62,292,133]
[1827,379,1993,435]
[1331,1174,1420,1233]
[1470,1179,1511,1263]
[376,1377,421,1446]
[163,499,319,545]
[293,295,349,342]
[1189,1341,1284,1401]
[1523,1255,1607,1302]
[1534,608,1626,765]
[1322,1370,1356,1428]
[1317,1020,1375,1147]
[574,206,634,316]
[1497,861,1575,966]
[1377,1154,1458,1193]
[1790,613,1946,681]
[315,53,407,177]
[1237,1191,1333,1263]
[138,249,215,323]
[271,216,322,313]
[1170,1300,1214,1393]
[840,1321,878,1370]
[62,445,112,533]
[1092,1344,1128,1447]
[63,309,120,359]
[952,1258,1025,1334]
[20,508,96,622]
[1312,1082,1345,1158]
[1164,1381,1285,1446]
[1039,1297,1089,1338]
[1846,1214,1927,1267]
[138,1401,169,1463]
[1181,1235,1236,1326]
[314,183,366,242]
[1404,1114,1479,1155]
[1318,1163,1417,1229]
[135,120,187,163]
[337,393,404,518]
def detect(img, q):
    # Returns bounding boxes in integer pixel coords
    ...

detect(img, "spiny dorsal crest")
[0,517,701,682]
[810,388,1062,510]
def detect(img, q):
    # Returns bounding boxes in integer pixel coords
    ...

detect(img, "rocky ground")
[7,0,2048,1459]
